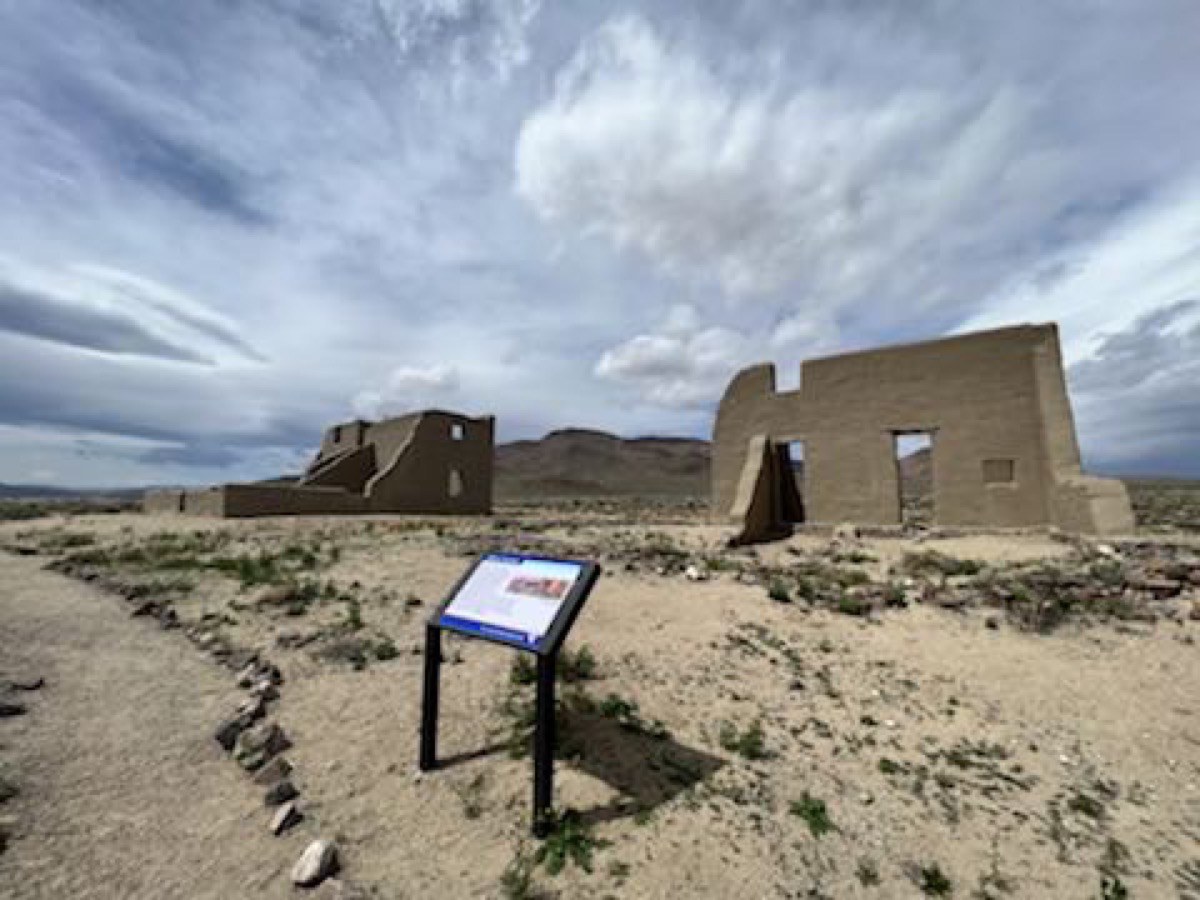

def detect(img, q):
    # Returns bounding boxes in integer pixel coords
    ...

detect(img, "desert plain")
[1,483,1199,900]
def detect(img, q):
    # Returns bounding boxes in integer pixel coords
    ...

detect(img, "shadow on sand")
[559,707,725,827]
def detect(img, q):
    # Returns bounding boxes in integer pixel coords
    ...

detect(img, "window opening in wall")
[448,469,464,498]
[332,426,342,442]
[982,458,1016,485]
[773,440,806,523]
[894,431,934,527]
[450,422,465,441]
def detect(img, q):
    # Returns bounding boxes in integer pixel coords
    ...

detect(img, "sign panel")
[436,552,596,653]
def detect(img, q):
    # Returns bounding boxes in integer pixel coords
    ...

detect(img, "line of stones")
[50,564,346,892]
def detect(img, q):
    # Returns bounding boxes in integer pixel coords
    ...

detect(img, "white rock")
[270,800,302,835]
[833,522,860,542]
[235,663,258,688]
[684,565,708,582]
[291,839,338,887]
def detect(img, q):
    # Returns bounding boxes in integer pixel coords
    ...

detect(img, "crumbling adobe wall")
[713,324,1134,538]
[143,409,494,518]
[364,411,493,514]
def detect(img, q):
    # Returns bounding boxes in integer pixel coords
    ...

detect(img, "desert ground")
[2,490,1199,899]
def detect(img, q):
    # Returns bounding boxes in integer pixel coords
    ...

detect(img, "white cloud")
[517,8,1200,335]
[2,1,1200,483]
[352,363,461,419]
[515,13,1030,302]
[595,309,752,408]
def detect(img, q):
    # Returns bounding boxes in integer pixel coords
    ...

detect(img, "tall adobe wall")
[712,324,1134,539]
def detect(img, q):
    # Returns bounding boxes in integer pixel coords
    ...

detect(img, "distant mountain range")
[0,483,144,501]
[495,428,710,499]
[0,437,947,503]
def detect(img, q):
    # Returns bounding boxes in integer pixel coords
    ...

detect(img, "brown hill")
[496,432,932,501]
[495,428,710,499]
[899,446,932,495]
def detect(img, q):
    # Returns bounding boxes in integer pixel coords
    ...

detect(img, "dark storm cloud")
[1070,300,1200,476]
[0,281,211,363]
[109,279,268,363]
[1070,300,1199,394]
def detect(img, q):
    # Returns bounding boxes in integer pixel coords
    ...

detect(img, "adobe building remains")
[145,409,493,518]
[712,324,1134,541]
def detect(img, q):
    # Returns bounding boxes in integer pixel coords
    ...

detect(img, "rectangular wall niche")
[982,458,1016,485]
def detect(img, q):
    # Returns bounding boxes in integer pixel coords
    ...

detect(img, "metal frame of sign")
[419,551,601,836]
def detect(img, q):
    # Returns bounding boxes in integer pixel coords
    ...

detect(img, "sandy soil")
[0,554,305,899]
[1,511,1198,899]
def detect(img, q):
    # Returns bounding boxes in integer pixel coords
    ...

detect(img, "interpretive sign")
[435,552,597,653]
[419,552,601,835]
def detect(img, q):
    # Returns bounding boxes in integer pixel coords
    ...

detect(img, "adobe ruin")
[712,323,1134,541]
[145,409,494,518]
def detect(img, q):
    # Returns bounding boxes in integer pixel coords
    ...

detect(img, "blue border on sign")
[438,614,543,649]
[435,553,586,650]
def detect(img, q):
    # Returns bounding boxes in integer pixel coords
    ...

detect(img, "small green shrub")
[599,694,668,739]
[767,580,791,603]
[535,810,606,875]
[373,637,399,661]
[790,792,835,838]
[915,862,953,896]
[837,594,871,616]
[1100,875,1128,900]
[500,851,536,900]
[719,719,768,760]
[856,858,881,886]
[558,644,598,682]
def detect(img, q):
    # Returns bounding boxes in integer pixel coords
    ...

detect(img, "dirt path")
[0,553,303,900]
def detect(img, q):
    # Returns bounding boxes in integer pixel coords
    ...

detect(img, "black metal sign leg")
[419,624,442,771]
[532,650,557,837]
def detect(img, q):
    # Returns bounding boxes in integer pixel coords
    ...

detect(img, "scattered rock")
[235,663,259,688]
[1128,576,1184,599]
[252,756,293,787]
[233,722,291,771]
[833,522,860,542]
[932,591,969,610]
[0,776,16,804]
[4,676,43,692]
[271,800,302,835]
[985,615,1001,630]
[237,660,283,690]
[1190,602,1200,622]
[684,564,708,582]
[264,779,299,807]
[291,839,338,888]
[276,629,319,649]
[0,699,26,718]
[250,679,280,701]
[253,585,294,607]
[236,694,267,722]
[214,711,256,753]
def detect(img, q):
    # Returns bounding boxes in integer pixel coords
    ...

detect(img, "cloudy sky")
[2,1,1198,487]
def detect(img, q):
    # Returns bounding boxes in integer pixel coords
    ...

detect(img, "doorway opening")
[894,432,933,527]
[774,440,806,524]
